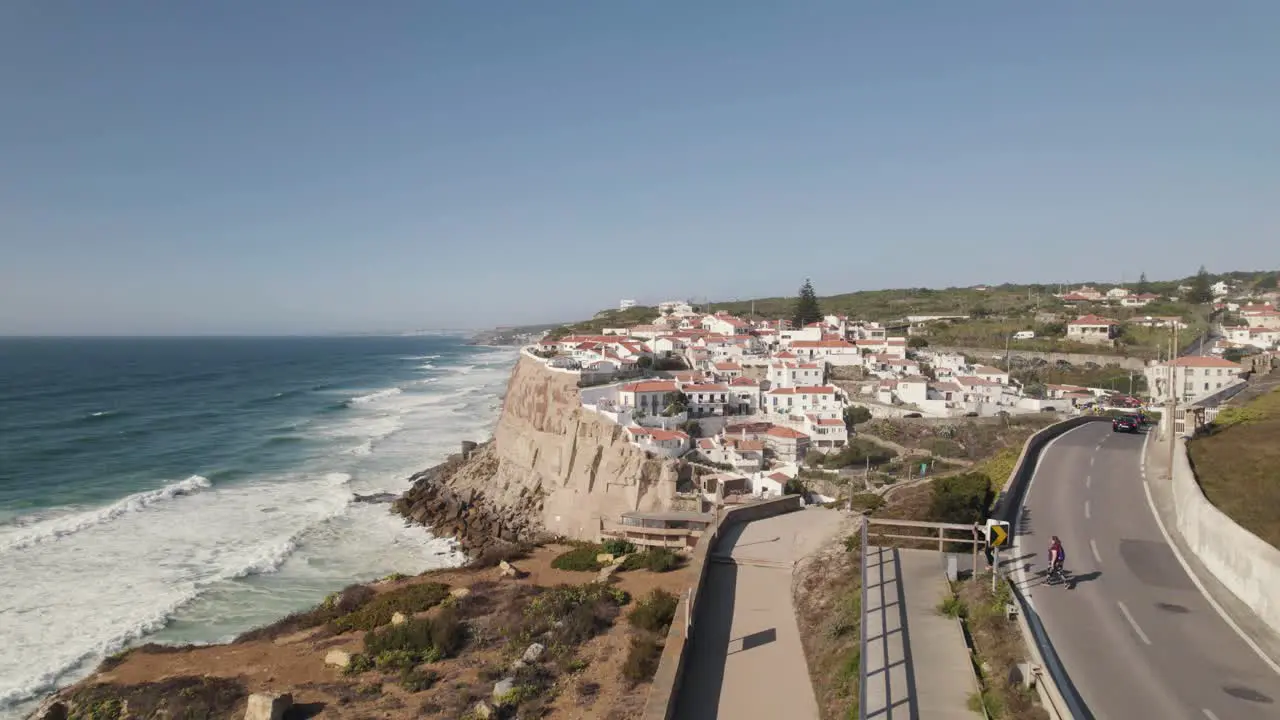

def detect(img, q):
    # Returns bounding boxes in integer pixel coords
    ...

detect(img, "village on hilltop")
[517,276,1278,509]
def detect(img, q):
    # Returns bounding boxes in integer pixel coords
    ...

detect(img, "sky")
[2,2,1278,335]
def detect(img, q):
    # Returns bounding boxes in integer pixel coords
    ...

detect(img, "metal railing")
[858,518,870,720]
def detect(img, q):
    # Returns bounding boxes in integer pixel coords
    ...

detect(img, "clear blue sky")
[2,2,1277,335]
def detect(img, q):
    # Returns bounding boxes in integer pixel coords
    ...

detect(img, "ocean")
[0,336,517,716]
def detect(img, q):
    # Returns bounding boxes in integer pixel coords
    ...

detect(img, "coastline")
[0,338,521,718]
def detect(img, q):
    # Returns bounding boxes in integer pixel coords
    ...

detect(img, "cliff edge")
[396,352,682,555]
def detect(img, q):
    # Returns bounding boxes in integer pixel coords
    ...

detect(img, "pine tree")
[1136,272,1149,294]
[1186,266,1213,304]
[792,279,823,328]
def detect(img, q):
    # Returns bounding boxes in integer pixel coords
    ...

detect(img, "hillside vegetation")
[1188,387,1280,549]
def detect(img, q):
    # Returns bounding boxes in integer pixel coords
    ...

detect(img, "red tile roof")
[764,426,808,439]
[767,385,837,395]
[1069,314,1118,326]
[1169,356,1242,368]
[621,380,678,393]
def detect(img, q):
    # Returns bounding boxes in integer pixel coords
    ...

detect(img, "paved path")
[1016,421,1280,719]
[863,546,982,719]
[673,507,845,720]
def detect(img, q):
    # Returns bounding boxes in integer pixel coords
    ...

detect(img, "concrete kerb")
[640,494,804,720]
[990,415,1111,720]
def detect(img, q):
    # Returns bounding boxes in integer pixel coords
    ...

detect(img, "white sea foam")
[0,475,212,553]
[348,387,402,405]
[0,349,516,715]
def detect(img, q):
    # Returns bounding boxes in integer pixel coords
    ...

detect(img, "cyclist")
[1048,536,1066,578]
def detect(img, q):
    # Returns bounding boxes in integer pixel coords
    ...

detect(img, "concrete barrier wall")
[640,494,804,720]
[1173,438,1280,634]
[992,415,1110,522]
[993,415,1111,720]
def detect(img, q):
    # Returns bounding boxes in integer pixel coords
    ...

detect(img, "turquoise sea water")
[0,336,516,715]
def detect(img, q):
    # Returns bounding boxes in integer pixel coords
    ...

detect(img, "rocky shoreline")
[392,442,545,560]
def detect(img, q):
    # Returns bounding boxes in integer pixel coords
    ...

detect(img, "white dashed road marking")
[1118,601,1153,645]
[1091,539,1102,564]
[1085,501,1091,520]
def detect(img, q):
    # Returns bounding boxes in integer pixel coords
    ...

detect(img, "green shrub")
[236,583,376,642]
[430,606,466,657]
[621,634,662,684]
[643,548,680,572]
[848,493,885,513]
[399,667,440,693]
[342,653,375,675]
[331,582,451,633]
[844,406,873,426]
[929,472,994,524]
[602,539,637,556]
[938,594,966,618]
[627,589,679,634]
[374,649,421,671]
[551,545,607,572]
[516,583,629,650]
[365,618,436,657]
[921,437,966,458]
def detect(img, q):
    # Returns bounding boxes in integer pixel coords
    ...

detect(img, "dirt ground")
[70,545,694,719]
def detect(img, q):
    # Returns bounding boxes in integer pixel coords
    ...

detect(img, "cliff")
[396,353,683,555]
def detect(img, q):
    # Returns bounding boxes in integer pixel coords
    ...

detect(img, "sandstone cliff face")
[397,354,682,552]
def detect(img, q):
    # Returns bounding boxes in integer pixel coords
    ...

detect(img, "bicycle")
[1046,557,1068,584]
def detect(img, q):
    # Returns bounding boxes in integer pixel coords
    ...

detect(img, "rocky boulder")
[244,693,292,720]
[324,649,351,669]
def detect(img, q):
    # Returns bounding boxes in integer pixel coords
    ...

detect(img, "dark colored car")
[903,412,923,418]
[1112,415,1140,433]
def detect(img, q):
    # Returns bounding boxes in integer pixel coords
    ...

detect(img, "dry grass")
[794,527,863,720]
[1188,387,1280,549]
[954,578,1049,720]
[861,416,1053,464]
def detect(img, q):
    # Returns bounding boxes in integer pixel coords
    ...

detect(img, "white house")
[855,337,908,359]
[1121,293,1161,308]
[1143,356,1245,405]
[762,425,810,462]
[1211,280,1231,298]
[930,353,968,373]
[681,383,730,417]
[658,300,694,316]
[763,385,841,418]
[728,376,761,414]
[778,327,823,347]
[701,312,751,336]
[971,365,1010,385]
[767,360,825,388]
[955,376,1005,404]
[789,339,861,366]
[1066,315,1119,345]
[1106,287,1131,299]
[619,380,680,416]
[803,414,847,452]
[894,376,930,406]
[1226,326,1280,349]
[624,427,690,458]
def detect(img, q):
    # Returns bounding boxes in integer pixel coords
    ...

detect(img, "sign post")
[984,519,1011,592]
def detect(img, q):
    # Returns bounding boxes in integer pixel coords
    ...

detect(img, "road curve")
[1015,421,1280,720]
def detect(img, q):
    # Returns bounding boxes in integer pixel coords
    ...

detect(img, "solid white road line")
[1202,708,1221,720]
[1084,500,1091,520]
[1137,429,1280,677]
[1118,600,1153,645]
[1091,539,1102,564]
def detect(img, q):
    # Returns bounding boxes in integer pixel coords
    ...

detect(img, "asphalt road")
[1014,421,1280,720]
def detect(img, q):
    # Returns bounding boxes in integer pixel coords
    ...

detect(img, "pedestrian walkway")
[863,546,981,719]
[673,508,845,720]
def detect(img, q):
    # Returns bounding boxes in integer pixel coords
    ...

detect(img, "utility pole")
[1168,324,1179,478]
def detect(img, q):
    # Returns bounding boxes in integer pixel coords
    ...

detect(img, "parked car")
[903,412,923,418]
[963,411,979,417]
[1112,415,1141,433]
